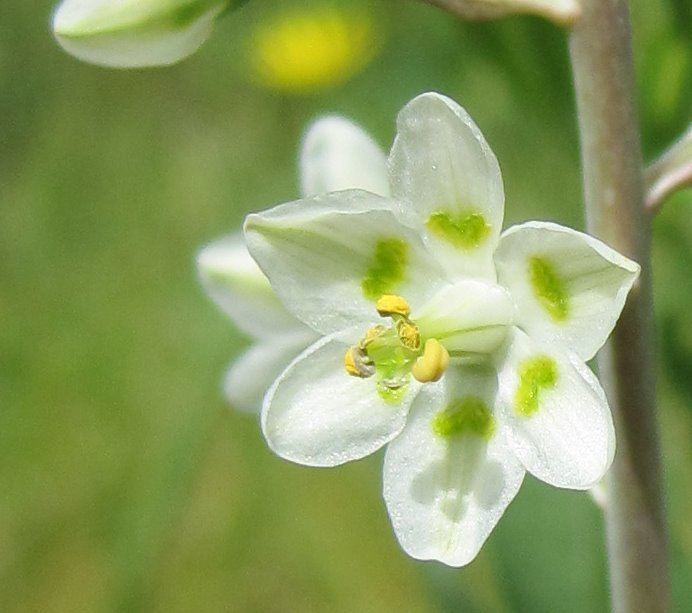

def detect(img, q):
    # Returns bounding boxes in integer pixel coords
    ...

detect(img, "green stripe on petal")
[426,210,491,250]
[514,355,558,416]
[496,328,615,489]
[245,191,447,336]
[361,238,409,300]
[494,221,640,361]
[388,93,504,279]
[383,375,525,567]
[529,256,569,322]
[432,396,495,438]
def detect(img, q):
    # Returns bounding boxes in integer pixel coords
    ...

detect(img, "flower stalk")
[645,125,692,214]
[568,0,668,610]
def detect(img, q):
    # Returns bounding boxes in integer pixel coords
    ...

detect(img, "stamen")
[344,346,375,378]
[411,338,450,383]
[396,319,421,351]
[345,293,450,393]
[376,294,411,318]
[360,325,386,349]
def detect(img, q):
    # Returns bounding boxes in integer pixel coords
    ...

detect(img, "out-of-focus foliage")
[0,0,689,611]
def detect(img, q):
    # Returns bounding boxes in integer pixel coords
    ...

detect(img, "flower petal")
[414,280,515,354]
[494,221,640,361]
[53,0,226,68]
[262,329,419,467]
[388,92,504,279]
[495,328,615,489]
[299,116,390,198]
[197,233,304,339]
[383,366,525,566]
[245,190,449,335]
[225,332,317,413]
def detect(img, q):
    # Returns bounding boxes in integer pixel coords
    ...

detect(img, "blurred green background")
[1,1,690,611]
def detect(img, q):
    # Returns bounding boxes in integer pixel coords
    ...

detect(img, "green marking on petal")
[432,396,495,439]
[529,256,569,322]
[361,238,409,300]
[514,355,558,416]
[426,210,490,250]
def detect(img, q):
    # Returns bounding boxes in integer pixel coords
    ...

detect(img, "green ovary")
[361,238,409,300]
[426,210,490,250]
[366,333,417,404]
[377,377,408,404]
[432,397,495,439]
[529,256,569,322]
[514,355,558,416]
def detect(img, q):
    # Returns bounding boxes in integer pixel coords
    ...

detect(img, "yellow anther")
[396,319,421,351]
[376,294,411,318]
[411,338,450,383]
[344,346,375,378]
[360,325,386,349]
[344,347,360,376]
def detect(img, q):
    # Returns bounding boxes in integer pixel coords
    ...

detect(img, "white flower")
[197,116,391,412]
[52,0,231,68]
[244,93,640,566]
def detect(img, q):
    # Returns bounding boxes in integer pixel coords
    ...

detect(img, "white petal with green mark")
[383,367,525,566]
[300,116,390,198]
[53,0,227,68]
[414,280,515,354]
[388,92,504,280]
[494,221,640,361]
[197,233,305,339]
[245,190,448,335]
[496,328,615,490]
[225,331,317,413]
[262,329,419,467]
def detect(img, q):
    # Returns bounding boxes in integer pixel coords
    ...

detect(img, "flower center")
[343,294,451,403]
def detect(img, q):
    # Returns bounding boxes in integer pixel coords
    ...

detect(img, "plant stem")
[568,1,669,611]
[646,124,692,213]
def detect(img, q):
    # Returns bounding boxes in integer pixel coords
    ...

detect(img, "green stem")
[568,1,669,611]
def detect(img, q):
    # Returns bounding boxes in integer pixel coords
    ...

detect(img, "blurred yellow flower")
[249,5,381,93]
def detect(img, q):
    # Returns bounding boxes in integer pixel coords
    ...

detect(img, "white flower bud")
[52,0,230,68]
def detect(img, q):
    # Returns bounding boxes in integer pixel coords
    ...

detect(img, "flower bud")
[52,0,231,68]
[248,4,381,93]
